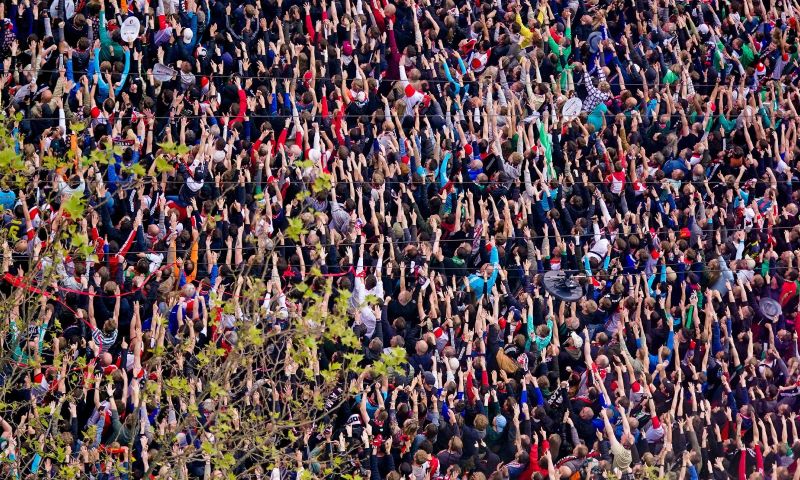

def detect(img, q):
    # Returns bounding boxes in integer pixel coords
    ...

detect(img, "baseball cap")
[342,41,353,56]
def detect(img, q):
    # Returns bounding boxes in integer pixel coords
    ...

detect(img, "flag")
[714,40,726,71]
[537,121,556,180]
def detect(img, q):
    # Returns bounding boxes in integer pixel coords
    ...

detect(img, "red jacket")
[519,440,549,480]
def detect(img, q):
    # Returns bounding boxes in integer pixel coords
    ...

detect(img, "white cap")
[183,28,193,43]
[448,357,460,371]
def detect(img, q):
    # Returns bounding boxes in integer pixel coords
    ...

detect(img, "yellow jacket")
[515,14,534,48]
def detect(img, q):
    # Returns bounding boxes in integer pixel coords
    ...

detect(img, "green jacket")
[547,27,572,74]
[99,11,125,63]
[740,44,756,69]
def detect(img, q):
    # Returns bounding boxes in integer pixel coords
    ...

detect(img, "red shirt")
[520,440,550,480]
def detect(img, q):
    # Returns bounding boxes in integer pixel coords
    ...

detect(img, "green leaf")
[42,155,59,170]
[175,144,191,155]
[62,194,86,218]
[312,173,332,193]
[286,217,307,241]
[201,441,215,455]
[158,141,180,155]
[209,381,225,399]
[295,190,309,201]
[71,232,88,249]
[164,377,190,395]
[90,149,110,165]
[343,352,364,365]
[364,294,380,306]
[0,148,17,169]
[123,163,146,177]
[155,156,174,173]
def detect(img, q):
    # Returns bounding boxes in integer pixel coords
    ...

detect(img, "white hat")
[569,332,584,349]
[182,28,193,43]
[448,357,460,371]
[697,23,709,35]
[120,16,141,43]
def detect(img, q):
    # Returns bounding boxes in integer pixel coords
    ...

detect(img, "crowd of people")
[1,0,800,476]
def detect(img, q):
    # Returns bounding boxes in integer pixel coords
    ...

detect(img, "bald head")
[101,352,113,366]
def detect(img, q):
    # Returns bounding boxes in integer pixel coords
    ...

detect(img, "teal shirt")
[466,246,500,299]
[589,103,608,131]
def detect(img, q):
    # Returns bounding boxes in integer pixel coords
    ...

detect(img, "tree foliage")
[0,115,405,479]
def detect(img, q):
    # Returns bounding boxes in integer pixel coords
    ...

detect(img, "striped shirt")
[92,327,118,353]
[582,69,611,113]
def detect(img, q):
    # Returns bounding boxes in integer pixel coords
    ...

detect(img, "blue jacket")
[0,189,16,211]
[90,48,131,100]
[466,245,500,299]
